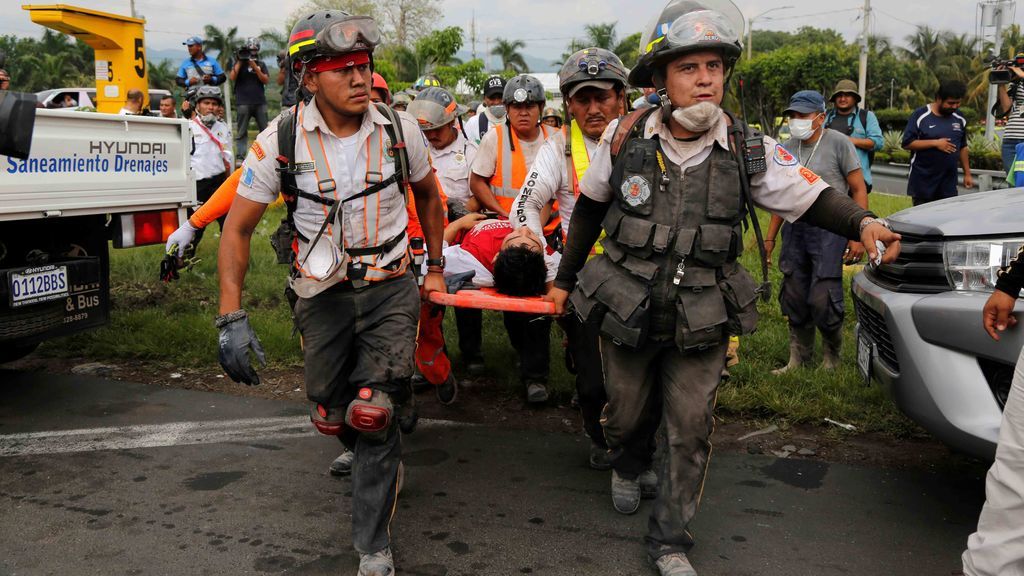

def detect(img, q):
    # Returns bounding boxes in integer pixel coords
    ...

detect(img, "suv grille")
[853,296,900,373]
[863,232,949,294]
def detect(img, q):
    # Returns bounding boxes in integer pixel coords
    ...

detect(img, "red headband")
[308,51,371,73]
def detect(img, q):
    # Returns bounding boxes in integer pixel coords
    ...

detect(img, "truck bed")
[0,109,195,222]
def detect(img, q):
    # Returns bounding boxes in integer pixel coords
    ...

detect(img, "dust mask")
[670,101,721,133]
[789,118,816,141]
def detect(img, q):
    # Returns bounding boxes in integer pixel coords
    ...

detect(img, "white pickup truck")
[0,93,195,361]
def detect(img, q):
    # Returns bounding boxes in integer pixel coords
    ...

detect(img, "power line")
[760,7,860,22]
[873,8,921,29]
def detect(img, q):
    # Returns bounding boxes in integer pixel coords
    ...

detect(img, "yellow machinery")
[22,4,148,114]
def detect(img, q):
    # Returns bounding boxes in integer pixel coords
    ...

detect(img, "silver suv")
[852,189,1024,460]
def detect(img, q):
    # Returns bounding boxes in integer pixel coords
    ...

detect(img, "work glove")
[216,310,266,385]
[166,220,200,257]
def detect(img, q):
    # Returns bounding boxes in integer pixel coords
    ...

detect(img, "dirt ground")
[8,354,980,473]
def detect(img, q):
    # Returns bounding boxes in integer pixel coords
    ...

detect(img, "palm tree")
[147,59,177,91]
[491,38,528,73]
[203,24,240,71]
[903,26,944,70]
[614,32,642,68]
[583,23,616,50]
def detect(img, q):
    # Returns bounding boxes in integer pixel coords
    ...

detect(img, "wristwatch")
[425,256,446,269]
[859,217,891,235]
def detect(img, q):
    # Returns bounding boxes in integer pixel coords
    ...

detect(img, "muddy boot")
[821,328,843,370]
[771,324,815,375]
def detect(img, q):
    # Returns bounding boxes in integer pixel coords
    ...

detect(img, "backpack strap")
[609,107,658,163]
[373,102,410,202]
[723,110,772,302]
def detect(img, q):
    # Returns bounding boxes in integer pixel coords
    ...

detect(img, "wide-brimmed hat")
[829,79,862,104]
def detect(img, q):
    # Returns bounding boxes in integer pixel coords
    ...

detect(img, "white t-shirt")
[580,110,828,223]
[510,128,598,238]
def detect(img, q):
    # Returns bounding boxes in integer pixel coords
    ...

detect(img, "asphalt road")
[0,369,989,576]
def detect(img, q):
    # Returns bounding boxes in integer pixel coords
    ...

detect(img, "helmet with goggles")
[558,47,629,98]
[502,74,546,106]
[193,85,224,106]
[630,0,744,88]
[407,87,467,130]
[287,10,380,69]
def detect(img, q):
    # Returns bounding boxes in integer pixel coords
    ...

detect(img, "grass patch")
[38,194,917,435]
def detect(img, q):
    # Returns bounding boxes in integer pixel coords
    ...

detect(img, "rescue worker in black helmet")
[547,1,902,574]
[510,47,660,489]
[215,9,445,576]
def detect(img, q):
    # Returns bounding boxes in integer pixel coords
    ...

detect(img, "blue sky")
[1,0,1014,70]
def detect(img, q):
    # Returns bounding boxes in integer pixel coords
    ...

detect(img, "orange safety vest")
[490,123,560,235]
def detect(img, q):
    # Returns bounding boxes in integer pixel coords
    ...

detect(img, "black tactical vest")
[570,130,761,353]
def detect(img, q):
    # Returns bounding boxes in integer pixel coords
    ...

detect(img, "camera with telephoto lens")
[989,53,1024,84]
[235,37,261,62]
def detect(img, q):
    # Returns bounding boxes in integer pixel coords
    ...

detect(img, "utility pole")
[129,0,136,18]
[982,0,1013,140]
[746,6,793,59]
[485,36,490,72]
[857,0,871,109]
[889,78,895,109]
[470,11,477,60]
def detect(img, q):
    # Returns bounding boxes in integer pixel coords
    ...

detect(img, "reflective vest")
[490,123,553,216]
[563,120,603,255]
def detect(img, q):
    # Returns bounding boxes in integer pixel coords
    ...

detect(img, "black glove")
[216,310,266,385]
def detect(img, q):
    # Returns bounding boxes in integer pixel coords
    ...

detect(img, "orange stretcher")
[427,287,556,315]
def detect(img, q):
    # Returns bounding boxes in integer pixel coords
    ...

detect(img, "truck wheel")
[0,342,40,364]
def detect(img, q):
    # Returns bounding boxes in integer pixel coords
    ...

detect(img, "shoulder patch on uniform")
[774,145,798,166]
[241,166,255,187]
[798,166,820,185]
[250,141,265,161]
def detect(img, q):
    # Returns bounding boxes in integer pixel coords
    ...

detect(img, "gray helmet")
[630,0,744,88]
[559,47,629,98]
[407,87,467,130]
[503,74,546,106]
[194,85,224,105]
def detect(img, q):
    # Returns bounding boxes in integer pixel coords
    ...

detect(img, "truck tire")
[0,342,39,364]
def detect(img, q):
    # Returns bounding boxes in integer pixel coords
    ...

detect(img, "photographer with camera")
[993,56,1024,171]
[229,37,270,160]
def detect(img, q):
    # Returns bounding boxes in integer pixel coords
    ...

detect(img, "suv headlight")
[944,238,1024,291]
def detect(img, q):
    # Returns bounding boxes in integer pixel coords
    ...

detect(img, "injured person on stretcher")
[436,213,559,295]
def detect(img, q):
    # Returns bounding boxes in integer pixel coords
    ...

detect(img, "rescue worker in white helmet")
[547,1,902,574]
[215,9,445,576]
[510,46,663,488]
[464,75,507,146]
[468,74,557,403]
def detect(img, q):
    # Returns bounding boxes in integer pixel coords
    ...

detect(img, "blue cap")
[183,36,203,46]
[785,90,826,115]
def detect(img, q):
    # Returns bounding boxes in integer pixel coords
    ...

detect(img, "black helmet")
[558,47,629,98]
[503,75,546,106]
[287,10,380,65]
[630,0,744,88]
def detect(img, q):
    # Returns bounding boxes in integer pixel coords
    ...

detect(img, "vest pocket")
[675,278,727,352]
[719,264,760,336]
[617,215,656,252]
[706,159,742,220]
[573,255,651,349]
[601,239,659,283]
[693,224,733,267]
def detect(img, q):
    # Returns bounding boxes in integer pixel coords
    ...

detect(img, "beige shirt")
[510,129,599,238]
[580,110,828,223]
[470,124,551,179]
[431,130,476,205]
[236,98,432,270]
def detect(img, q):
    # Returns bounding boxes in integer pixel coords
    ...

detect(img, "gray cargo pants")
[293,273,419,554]
[599,335,727,559]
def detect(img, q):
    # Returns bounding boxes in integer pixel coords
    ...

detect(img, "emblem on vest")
[384,137,395,163]
[621,175,652,207]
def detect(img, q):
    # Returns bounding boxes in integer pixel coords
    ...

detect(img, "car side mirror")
[0,91,37,160]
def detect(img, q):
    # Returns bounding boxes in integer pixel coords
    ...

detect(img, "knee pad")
[345,388,393,441]
[310,402,345,435]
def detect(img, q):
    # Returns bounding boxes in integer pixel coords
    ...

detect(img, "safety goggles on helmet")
[194,85,223,104]
[659,10,740,53]
[316,16,380,56]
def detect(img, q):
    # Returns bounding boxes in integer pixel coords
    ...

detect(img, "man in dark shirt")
[902,80,973,205]
[229,37,270,160]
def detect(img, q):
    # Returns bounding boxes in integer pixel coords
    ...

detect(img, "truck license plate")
[857,329,873,385]
[10,265,69,307]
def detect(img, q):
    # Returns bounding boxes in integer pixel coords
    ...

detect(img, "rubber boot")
[771,324,815,375]
[821,327,843,370]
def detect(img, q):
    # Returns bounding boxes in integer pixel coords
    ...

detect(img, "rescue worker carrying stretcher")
[510,48,661,496]
[213,9,445,576]
[546,1,902,573]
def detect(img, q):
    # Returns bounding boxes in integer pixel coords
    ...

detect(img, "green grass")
[38,194,918,435]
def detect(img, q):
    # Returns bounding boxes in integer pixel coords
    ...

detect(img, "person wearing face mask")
[545,2,902,573]
[902,80,973,205]
[766,90,868,375]
[186,85,233,250]
[464,75,507,146]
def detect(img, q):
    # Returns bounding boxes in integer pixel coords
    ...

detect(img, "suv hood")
[888,189,1024,237]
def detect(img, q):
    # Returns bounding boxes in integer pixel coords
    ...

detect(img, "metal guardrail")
[873,163,1008,193]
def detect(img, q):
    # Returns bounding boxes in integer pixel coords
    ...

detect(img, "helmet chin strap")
[652,73,674,125]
